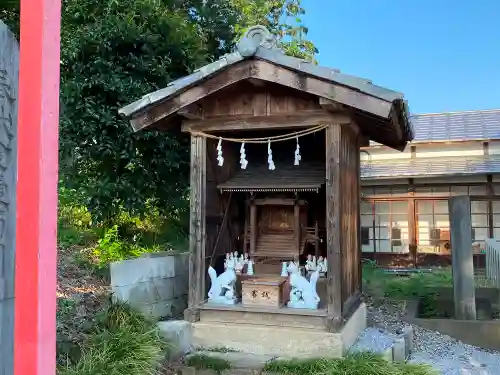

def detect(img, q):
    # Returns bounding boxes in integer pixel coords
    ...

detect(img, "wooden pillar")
[185,134,206,322]
[325,124,343,328]
[449,196,477,320]
[294,201,300,256]
[250,202,257,255]
[14,0,61,374]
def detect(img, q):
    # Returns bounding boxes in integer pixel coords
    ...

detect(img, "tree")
[231,0,317,61]
[1,0,318,221]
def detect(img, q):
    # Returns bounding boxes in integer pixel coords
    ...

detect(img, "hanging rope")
[190,124,328,144]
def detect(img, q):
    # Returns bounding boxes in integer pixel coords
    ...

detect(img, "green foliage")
[231,0,318,61]
[91,225,160,267]
[186,354,232,374]
[58,301,168,375]
[264,352,438,375]
[1,0,318,222]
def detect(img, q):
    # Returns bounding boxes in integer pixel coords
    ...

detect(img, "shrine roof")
[119,25,414,150]
[217,163,325,192]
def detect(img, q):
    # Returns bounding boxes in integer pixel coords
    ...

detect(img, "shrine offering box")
[241,278,285,308]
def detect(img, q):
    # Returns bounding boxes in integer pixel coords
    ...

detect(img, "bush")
[58,301,169,375]
[91,225,161,268]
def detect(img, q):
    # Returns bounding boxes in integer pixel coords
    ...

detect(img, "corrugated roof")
[361,154,500,179]
[369,109,500,146]
[218,163,325,192]
[411,109,500,143]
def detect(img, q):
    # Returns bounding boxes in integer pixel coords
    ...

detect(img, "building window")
[416,200,450,254]
[361,200,409,253]
[492,200,500,240]
[361,227,370,245]
[471,200,488,253]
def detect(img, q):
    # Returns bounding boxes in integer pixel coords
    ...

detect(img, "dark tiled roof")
[119,26,413,148]
[361,155,500,179]
[218,163,325,192]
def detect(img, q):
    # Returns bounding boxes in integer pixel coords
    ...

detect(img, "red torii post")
[14,0,61,374]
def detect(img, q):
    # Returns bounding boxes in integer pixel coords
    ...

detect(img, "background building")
[360,109,500,267]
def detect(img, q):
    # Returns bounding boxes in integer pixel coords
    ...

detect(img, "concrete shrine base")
[190,303,367,358]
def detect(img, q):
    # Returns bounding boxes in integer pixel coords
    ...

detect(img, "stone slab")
[157,320,192,358]
[0,20,18,375]
[0,298,14,375]
[192,303,367,358]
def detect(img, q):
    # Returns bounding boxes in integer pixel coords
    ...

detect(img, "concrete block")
[392,338,406,362]
[341,303,368,352]
[158,320,192,357]
[174,252,190,275]
[171,295,188,318]
[112,278,174,305]
[402,326,413,356]
[174,274,189,296]
[110,256,175,287]
[137,300,172,319]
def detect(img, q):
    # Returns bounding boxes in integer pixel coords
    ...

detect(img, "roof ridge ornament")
[236,25,281,57]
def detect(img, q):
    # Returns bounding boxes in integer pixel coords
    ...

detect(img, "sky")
[301,0,500,114]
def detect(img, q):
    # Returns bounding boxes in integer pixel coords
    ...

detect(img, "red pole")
[14,0,61,374]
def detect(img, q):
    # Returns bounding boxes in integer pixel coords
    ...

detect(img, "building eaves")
[361,154,500,179]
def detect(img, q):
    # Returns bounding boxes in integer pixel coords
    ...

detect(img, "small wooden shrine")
[119,26,413,357]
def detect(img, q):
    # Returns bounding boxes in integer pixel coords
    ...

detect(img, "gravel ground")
[363,297,500,374]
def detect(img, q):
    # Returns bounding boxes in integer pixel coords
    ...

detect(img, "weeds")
[186,354,232,374]
[264,352,438,375]
[58,301,169,375]
[362,260,491,301]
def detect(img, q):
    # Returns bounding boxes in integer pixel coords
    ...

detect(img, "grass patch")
[186,354,232,374]
[264,352,438,375]
[57,301,169,375]
[362,260,492,300]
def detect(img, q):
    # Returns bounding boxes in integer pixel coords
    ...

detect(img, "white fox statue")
[207,258,237,305]
[287,261,320,309]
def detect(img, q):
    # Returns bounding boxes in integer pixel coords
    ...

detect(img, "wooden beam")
[319,98,344,112]
[325,124,343,326]
[178,103,203,120]
[182,110,350,132]
[449,196,476,320]
[251,60,392,119]
[15,0,61,374]
[185,134,207,321]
